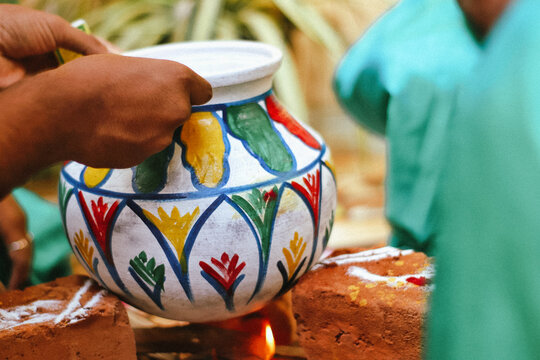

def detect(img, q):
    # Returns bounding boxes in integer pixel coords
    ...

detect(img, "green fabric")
[334,0,480,255]
[428,0,540,358]
[0,188,71,287]
[336,0,540,358]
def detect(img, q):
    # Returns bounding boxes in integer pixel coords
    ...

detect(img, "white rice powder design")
[0,280,106,330]
[312,246,414,270]
[312,246,434,290]
[68,290,106,325]
[347,264,435,290]
[0,300,63,330]
[54,279,93,324]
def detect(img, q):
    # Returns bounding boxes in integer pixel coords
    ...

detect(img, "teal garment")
[0,188,71,287]
[428,0,540,358]
[334,0,480,254]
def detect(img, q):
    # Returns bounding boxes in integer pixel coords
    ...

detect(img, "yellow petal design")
[74,229,94,272]
[282,232,307,280]
[83,167,111,188]
[180,112,226,187]
[143,206,200,272]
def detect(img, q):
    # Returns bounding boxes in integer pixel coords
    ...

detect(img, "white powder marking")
[67,290,106,324]
[54,279,93,324]
[347,264,435,290]
[0,280,106,330]
[0,300,63,330]
[312,246,414,270]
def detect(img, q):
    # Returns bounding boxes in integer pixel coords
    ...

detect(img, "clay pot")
[59,41,337,322]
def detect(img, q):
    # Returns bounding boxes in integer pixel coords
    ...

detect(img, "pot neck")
[204,74,274,105]
[192,89,273,113]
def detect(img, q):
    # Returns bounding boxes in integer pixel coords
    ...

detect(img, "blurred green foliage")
[21,0,350,122]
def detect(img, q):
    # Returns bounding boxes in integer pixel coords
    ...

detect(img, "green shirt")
[334,0,480,254]
[429,0,540,358]
[335,0,540,358]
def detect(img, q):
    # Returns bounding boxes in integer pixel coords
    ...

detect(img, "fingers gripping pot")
[59,41,337,322]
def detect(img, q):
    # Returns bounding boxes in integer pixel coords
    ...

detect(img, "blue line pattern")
[61,145,325,201]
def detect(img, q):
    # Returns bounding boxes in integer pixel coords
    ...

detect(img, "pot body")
[59,42,337,322]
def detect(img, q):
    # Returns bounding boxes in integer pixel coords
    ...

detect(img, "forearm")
[0,73,65,197]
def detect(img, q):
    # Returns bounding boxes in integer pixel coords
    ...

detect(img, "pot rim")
[124,40,283,89]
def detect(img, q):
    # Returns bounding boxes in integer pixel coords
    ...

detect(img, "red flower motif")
[78,191,120,263]
[200,253,246,292]
[263,189,277,203]
[292,169,321,228]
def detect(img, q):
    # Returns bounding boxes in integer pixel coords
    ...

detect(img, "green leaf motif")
[133,144,174,193]
[139,250,147,263]
[227,103,293,173]
[58,181,73,222]
[248,188,265,215]
[232,194,264,236]
[129,251,165,291]
[147,258,156,272]
[154,264,165,283]
[232,185,279,262]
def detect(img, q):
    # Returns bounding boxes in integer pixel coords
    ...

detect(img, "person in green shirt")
[334,0,481,255]
[334,0,540,358]
[429,0,540,358]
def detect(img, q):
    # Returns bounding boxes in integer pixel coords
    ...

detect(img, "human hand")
[0,52,212,196]
[0,4,108,88]
[0,195,32,290]
[22,54,212,168]
[457,0,512,38]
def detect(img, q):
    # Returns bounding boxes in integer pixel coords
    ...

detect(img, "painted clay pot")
[59,41,337,322]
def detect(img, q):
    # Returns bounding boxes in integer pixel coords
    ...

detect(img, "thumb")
[54,24,109,56]
[0,56,25,89]
[44,14,109,56]
[187,71,213,105]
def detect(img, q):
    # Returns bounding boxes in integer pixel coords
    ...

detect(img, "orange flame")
[265,322,276,356]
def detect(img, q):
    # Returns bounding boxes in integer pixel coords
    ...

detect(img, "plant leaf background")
[16,0,395,124]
